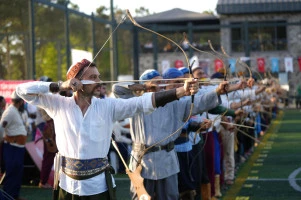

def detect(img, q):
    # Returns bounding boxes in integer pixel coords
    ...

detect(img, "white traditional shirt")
[0,104,27,147]
[16,81,155,196]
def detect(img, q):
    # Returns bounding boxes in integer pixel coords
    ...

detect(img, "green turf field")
[2,109,301,200]
[223,109,301,200]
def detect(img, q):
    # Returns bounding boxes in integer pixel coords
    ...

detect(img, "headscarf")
[139,69,161,83]
[210,72,225,79]
[178,67,189,75]
[66,59,96,80]
[163,68,184,79]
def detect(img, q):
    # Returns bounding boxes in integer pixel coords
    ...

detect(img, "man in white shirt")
[16,58,199,200]
[0,91,27,200]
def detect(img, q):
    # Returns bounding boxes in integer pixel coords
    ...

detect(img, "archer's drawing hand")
[201,119,212,130]
[63,78,83,92]
[216,81,229,95]
[183,78,199,96]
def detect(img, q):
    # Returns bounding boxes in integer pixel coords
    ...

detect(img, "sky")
[70,0,219,16]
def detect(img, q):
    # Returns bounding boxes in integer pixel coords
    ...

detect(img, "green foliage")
[96,6,109,19]
[36,42,59,81]
[135,7,151,17]
[202,10,214,15]
[0,1,134,81]
[0,0,29,80]
[7,54,23,80]
[117,30,133,75]
[96,50,110,81]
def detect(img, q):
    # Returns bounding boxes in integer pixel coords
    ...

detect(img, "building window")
[231,21,287,52]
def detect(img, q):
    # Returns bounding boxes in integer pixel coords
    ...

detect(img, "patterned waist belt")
[61,156,110,180]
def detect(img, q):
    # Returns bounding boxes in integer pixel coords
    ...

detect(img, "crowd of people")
[0,57,285,200]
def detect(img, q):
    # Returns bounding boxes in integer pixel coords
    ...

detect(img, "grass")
[223,109,301,200]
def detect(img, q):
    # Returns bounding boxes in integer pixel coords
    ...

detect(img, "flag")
[174,60,184,69]
[257,57,265,73]
[240,57,250,62]
[270,57,279,73]
[228,58,236,74]
[284,57,293,72]
[214,59,223,72]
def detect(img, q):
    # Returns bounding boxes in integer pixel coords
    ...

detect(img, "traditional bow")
[127,8,196,158]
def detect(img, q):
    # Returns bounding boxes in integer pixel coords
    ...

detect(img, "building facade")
[136,0,301,95]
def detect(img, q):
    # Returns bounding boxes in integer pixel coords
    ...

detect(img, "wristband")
[154,88,178,107]
[49,82,60,93]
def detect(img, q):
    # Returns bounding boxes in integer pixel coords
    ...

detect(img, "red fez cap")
[66,59,94,80]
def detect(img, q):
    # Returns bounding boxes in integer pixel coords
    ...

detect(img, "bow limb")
[221,45,254,89]
[237,58,253,88]
[208,41,230,99]
[183,33,220,62]
[221,50,250,124]
[126,10,195,152]
[127,10,190,67]
[222,45,253,81]
[127,9,196,120]
[126,165,151,200]
[111,138,151,200]
[127,11,195,101]
[221,46,250,123]
[184,38,230,138]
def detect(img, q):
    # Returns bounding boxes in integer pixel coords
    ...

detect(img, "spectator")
[94,83,107,99]
[0,91,27,200]
[37,108,57,189]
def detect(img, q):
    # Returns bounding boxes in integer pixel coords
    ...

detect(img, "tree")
[0,1,134,81]
[202,10,214,15]
[96,6,109,19]
[0,0,29,80]
[135,7,150,17]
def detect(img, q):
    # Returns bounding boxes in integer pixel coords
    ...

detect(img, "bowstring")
[78,15,127,80]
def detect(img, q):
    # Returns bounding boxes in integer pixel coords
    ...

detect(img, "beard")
[78,85,94,98]
[18,104,25,113]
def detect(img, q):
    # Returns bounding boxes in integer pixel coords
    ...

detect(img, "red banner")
[257,58,265,73]
[298,57,301,72]
[0,80,33,104]
[214,59,223,72]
